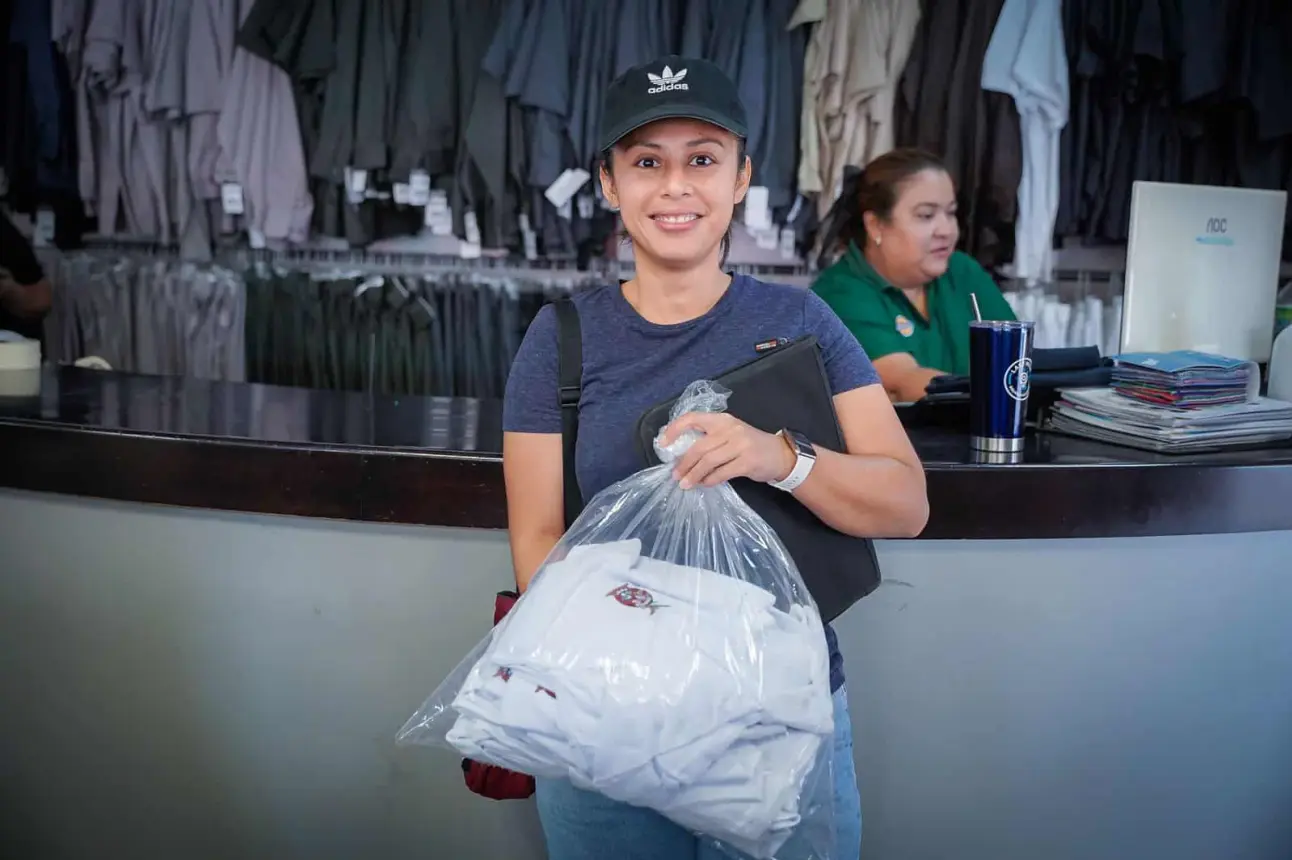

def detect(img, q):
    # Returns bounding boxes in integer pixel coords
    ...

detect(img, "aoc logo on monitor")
[1197,216,1235,246]
[647,66,689,94]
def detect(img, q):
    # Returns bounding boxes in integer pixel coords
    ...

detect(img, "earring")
[874,234,882,247]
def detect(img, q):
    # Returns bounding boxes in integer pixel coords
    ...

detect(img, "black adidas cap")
[597,55,749,153]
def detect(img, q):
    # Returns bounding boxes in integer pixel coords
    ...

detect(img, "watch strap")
[769,430,815,492]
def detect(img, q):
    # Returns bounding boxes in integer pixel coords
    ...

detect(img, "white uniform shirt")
[446,539,833,858]
[982,0,1070,285]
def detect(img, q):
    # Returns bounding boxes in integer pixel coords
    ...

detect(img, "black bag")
[633,335,882,623]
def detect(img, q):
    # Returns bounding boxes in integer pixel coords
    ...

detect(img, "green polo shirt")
[811,243,1016,376]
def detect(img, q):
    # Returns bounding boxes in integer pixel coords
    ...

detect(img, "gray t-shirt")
[503,275,882,692]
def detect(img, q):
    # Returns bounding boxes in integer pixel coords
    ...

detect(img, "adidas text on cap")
[598,55,749,153]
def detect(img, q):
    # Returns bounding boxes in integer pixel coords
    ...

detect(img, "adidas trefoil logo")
[647,66,688,95]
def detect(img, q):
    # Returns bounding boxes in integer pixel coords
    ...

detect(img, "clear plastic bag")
[397,381,836,860]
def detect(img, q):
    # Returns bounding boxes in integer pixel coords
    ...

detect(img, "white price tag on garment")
[458,239,482,259]
[409,170,431,206]
[785,194,804,226]
[393,183,411,205]
[424,190,453,235]
[577,193,595,220]
[220,182,245,215]
[753,227,779,250]
[248,228,267,249]
[743,186,772,231]
[464,210,482,246]
[345,167,367,204]
[34,208,55,246]
[544,168,590,209]
[518,213,538,261]
[779,227,797,259]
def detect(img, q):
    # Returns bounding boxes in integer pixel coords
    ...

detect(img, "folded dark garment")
[923,348,1110,397]
[1036,366,1114,389]
[1032,346,1104,372]
[923,374,968,396]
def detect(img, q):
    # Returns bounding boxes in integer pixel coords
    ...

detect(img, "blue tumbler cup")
[969,320,1035,453]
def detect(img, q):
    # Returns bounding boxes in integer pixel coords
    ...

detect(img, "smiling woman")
[600,130,748,271]
[500,53,928,860]
[811,150,1018,403]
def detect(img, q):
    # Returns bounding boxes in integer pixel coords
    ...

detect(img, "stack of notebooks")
[1109,351,1252,407]
[1049,351,1292,453]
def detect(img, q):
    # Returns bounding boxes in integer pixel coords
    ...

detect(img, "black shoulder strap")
[552,298,584,529]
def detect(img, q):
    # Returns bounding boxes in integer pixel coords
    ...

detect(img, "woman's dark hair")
[599,137,749,266]
[816,148,949,268]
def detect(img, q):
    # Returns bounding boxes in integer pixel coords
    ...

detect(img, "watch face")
[788,431,815,458]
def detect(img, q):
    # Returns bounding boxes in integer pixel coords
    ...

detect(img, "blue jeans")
[535,685,863,860]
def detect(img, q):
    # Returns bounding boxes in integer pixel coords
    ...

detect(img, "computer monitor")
[1120,181,1288,362]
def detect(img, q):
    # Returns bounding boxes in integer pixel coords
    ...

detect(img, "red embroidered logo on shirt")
[494,666,513,682]
[535,685,557,699]
[607,584,666,614]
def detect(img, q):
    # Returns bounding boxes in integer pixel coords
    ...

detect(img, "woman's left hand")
[661,413,795,490]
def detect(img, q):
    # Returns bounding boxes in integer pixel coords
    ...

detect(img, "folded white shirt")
[447,539,832,857]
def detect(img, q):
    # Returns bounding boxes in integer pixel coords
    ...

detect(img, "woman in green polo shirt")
[812,149,1015,402]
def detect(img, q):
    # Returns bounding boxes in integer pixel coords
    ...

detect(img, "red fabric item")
[492,591,519,625]
[462,758,536,800]
[461,590,535,800]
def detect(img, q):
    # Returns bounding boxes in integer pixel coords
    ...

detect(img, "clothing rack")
[998,271,1124,356]
[65,236,819,281]
[58,234,1154,295]
[249,245,818,282]
[1043,269,1122,283]
[42,247,248,382]
[41,241,822,398]
[1007,265,1124,285]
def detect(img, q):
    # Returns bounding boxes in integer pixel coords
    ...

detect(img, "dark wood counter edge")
[3,421,1292,539]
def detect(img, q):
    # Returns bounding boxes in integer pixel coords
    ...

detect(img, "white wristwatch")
[768,429,816,492]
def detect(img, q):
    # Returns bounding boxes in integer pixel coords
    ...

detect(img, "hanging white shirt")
[982,0,1069,285]
[446,539,832,858]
